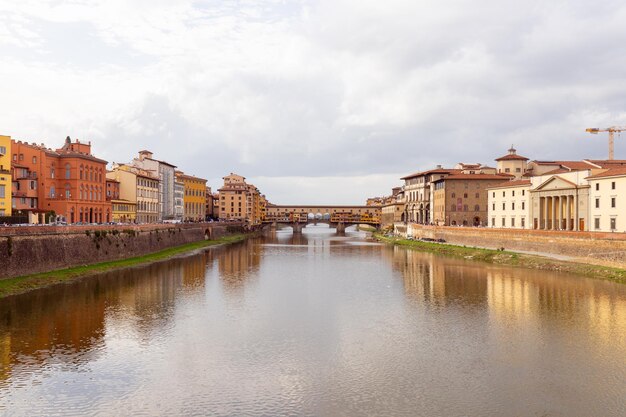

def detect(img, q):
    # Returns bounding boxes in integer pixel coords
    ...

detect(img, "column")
[550,197,556,230]
[574,193,579,231]
[566,195,572,231]
[556,196,563,230]
[541,197,550,230]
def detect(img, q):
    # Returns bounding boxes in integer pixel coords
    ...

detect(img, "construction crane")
[586,126,626,160]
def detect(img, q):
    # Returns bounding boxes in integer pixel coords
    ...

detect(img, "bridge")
[264,205,381,233]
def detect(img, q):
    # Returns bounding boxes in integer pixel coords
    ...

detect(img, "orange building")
[11,136,111,223]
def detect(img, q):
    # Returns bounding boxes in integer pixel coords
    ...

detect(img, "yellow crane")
[586,126,626,160]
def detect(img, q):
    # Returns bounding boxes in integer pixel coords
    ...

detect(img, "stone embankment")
[396,223,626,269]
[0,223,244,279]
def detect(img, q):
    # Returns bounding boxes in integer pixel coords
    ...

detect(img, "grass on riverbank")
[375,233,626,284]
[0,234,247,298]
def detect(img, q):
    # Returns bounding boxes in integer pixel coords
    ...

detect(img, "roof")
[400,168,458,180]
[144,157,177,168]
[533,160,598,170]
[541,168,571,175]
[436,173,514,181]
[586,167,626,179]
[585,159,626,169]
[486,179,532,190]
[495,153,529,161]
[176,172,207,182]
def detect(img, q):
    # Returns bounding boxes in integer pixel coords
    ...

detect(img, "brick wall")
[0,223,244,279]
[400,223,626,268]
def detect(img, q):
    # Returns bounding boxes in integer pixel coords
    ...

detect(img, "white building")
[587,167,626,232]
[488,180,531,228]
[131,150,177,221]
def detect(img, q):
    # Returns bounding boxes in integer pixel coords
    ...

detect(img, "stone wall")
[0,223,244,279]
[399,223,626,268]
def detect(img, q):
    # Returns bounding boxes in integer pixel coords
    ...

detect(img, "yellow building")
[111,199,137,223]
[218,173,264,225]
[0,135,12,217]
[176,171,207,221]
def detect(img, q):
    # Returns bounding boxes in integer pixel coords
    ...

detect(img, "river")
[1,226,625,416]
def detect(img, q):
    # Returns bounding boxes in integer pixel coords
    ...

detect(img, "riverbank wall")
[395,223,626,268]
[0,223,245,279]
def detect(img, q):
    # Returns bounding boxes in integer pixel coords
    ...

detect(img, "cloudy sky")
[2,0,626,204]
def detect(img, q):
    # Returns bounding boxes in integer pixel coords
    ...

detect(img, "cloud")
[1,0,626,204]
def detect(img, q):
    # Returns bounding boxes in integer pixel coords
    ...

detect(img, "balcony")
[16,172,37,180]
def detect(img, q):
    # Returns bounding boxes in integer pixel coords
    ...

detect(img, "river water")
[1,226,625,416]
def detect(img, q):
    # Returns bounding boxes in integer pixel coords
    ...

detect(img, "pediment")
[534,175,578,191]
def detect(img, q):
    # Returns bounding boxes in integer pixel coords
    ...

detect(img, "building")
[205,186,215,220]
[131,150,176,221]
[488,180,532,228]
[494,147,530,179]
[431,172,513,226]
[110,163,159,224]
[10,137,111,223]
[11,161,39,222]
[174,180,184,221]
[381,187,406,227]
[105,172,136,223]
[176,171,207,222]
[401,166,459,224]
[0,135,12,217]
[587,167,626,232]
[218,173,264,224]
[110,200,137,223]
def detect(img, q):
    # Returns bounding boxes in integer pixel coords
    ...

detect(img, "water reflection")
[0,228,625,416]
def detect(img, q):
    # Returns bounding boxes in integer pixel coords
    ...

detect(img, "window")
[451,192,456,198]
[50,166,55,178]
[0,185,4,198]
[32,156,37,164]
[491,217,495,226]
[474,204,480,211]
[512,202,515,210]
[19,153,23,161]
[492,192,495,198]
[492,203,495,210]
[521,218,525,228]
[463,204,468,211]
[502,191,505,197]
[463,193,468,198]
[502,218,506,227]
[502,203,506,210]
[505,168,510,173]
[511,218,515,227]
[0,146,6,155]
[522,190,525,196]
[610,217,616,230]
[612,181,616,190]
[596,183,600,191]
[596,198,600,208]
[612,197,616,208]
[595,217,600,230]
[475,192,479,198]
[49,185,55,198]
[513,190,516,197]
[522,202,525,210]
[516,168,521,173]
[65,164,71,179]
[12,154,16,161]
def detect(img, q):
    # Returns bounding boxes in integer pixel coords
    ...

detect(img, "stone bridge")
[264,205,381,233]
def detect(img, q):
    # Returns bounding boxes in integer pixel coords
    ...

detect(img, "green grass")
[374,233,626,284]
[0,234,247,298]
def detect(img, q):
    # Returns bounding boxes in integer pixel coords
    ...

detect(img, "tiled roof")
[400,168,457,180]
[438,173,513,181]
[495,153,529,161]
[587,167,626,179]
[486,179,532,189]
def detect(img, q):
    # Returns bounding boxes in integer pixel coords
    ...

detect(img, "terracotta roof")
[437,173,513,181]
[586,167,626,179]
[533,160,597,171]
[585,160,626,168]
[486,179,532,189]
[495,153,529,161]
[401,167,456,180]
[541,168,571,175]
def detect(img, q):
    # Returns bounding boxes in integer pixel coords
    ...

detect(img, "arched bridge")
[264,205,381,233]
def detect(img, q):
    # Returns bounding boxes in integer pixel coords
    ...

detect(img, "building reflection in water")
[0,252,212,385]
[386,244,626,357]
